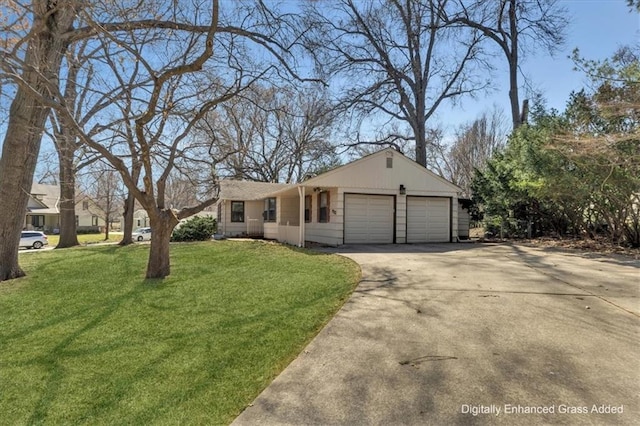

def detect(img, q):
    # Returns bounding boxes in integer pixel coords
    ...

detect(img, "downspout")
[298,185,305,248]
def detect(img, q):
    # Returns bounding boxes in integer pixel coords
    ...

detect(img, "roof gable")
[27,183,60,213]
[303,149,461,194]
[75,195,107,216]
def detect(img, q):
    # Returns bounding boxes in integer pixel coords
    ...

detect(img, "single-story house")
[26,183,107,233]
[216,149,470,246]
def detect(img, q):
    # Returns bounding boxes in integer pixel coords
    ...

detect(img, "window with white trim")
[318,191,330,223]
[231,201,245,222]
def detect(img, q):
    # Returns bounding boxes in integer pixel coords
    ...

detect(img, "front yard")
[0,241,360,424]
[45,233,120,246]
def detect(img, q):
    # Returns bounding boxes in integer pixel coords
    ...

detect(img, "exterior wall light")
[399,184,406,195]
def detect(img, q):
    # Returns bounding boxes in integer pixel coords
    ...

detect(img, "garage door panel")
[345,194,394,244]
[407,197,450,243]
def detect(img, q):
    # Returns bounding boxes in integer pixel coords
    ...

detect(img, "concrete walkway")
[233,243,639,425]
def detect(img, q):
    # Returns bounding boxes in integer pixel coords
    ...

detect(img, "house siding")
[305,188,342,245]
[279,196,300,226]
[458,203,470,239]
[396,196,407,244]
[304,150,458,194]
[76,199,107,229]
[222,200,264,237]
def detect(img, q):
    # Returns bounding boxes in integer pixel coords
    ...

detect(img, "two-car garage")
[343,194,451,244]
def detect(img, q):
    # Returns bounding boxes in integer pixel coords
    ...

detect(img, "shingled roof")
[218,180,294,201]
[27,183,61,214]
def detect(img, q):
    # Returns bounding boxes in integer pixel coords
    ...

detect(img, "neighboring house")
[216,149,469,246]
[26,183,106,233]
[26,183,61,233]
[133,209,150,228]
[75,194,109,231]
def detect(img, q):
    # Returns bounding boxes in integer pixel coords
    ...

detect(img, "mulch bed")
[477,236,640,259]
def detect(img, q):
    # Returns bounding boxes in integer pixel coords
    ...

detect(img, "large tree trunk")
[0,2,75,280]
[413,88,427,167]
[56,148,79,248]
[0,103,43,279]
[120,162,141,246]
[508,59,521,130]
[415,127,427,167]
[104,213,110,241]
[508,0,521,130]
[145,210,179,279]
[119,192,135,245]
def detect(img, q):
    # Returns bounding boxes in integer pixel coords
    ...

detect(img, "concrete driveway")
[233,243,639,425]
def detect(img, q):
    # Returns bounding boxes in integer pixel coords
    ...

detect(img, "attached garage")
[217,149,464,246]
[344,194,394,244]
[406,196,451,243]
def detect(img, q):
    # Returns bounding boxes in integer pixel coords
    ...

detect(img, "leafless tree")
[205,84,338,183]
[163,175,202,210]
[0,0,311,280]
[58,2,233,278]
[81,163,124,240]
[444,0,568,129]
[303,0,490,167]
[0,0,76,280]
[444,108,508,196]
[33,150,60,185]
[47,38,111,248]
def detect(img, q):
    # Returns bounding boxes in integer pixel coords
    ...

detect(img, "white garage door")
[406,197,450,243]
[344,194,394,244]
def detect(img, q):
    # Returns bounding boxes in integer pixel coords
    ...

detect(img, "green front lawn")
[46,233,119,246]
[1,241,360,424]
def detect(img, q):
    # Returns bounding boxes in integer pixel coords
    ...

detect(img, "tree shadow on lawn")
[256,241,336,257]
[19,278,210,423]
[14,264,350,424]
[22,285,144,424]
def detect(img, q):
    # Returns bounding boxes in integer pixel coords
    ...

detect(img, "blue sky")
[438,0,639,132]
[2,1,638,169]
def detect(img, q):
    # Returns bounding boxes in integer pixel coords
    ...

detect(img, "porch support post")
[298,186,305,248]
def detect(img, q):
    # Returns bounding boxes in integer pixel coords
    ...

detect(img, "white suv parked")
[19,231,49,249]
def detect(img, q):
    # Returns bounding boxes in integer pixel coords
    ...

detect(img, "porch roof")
[218,180,294,201]
[261,182,334,199]
[26,207,59,215]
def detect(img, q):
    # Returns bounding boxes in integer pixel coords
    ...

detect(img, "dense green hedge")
[76,227,102,234]
[172,216,216,242]
[471,48,640,247]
